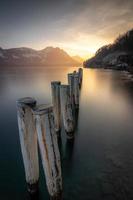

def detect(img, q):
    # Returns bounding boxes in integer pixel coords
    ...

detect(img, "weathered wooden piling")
[67,73,75,108]
[78,68,83,87]
[60,85,75,138]
[33,105,62,200]
[73,74,80,109]
[51,81,61,135]
[16,97,39,194]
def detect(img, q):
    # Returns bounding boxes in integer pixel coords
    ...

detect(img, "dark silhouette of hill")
[84,29,133,71]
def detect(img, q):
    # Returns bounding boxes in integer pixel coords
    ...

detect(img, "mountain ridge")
[72,55,84,63]
[0,46,80,66]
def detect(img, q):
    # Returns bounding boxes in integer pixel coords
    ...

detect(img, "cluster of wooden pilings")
[16,67,83,199]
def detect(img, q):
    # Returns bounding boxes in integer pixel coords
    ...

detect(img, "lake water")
[1,67,133,200]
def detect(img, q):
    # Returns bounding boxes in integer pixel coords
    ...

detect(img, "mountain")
[0,46,79,66]
[84,29,133,71]
[72,55,84,63]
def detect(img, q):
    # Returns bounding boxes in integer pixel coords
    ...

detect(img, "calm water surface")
[1,67,133,200]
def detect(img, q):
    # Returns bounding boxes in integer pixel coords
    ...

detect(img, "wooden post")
[78,68,83,88]
[51,81,61,135]
[60,85,75,138]
[73,74,80,109]
[67,73,75,108]
[33,105,62,200]
[16,97,39,194]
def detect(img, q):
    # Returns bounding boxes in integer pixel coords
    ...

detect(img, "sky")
[0,0,133,58]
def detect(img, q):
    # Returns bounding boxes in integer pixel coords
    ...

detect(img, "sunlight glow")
[33,33,113,59]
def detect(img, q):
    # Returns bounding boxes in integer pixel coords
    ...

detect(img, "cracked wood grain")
[34,105,62,200]
[16,97,39,194]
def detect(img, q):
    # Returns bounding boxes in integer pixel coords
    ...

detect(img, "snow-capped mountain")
[0,46,79,66]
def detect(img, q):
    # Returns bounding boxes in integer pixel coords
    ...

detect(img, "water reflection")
[64,139,75,161]
[1,67,133,200]
[27,191,40,200]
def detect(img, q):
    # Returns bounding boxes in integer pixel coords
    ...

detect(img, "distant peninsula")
[0,46,81,66]
[84,29,133,72]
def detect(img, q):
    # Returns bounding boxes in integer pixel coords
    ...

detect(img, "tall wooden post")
[33,105,62,200]
[16,97,39,194]
[78,68,83,88]
[67,73,75,108]
[51,81,61,135]
[73,74,80,109]
[60,85,75,138]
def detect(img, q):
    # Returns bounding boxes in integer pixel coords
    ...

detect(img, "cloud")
[0,0,133,57]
